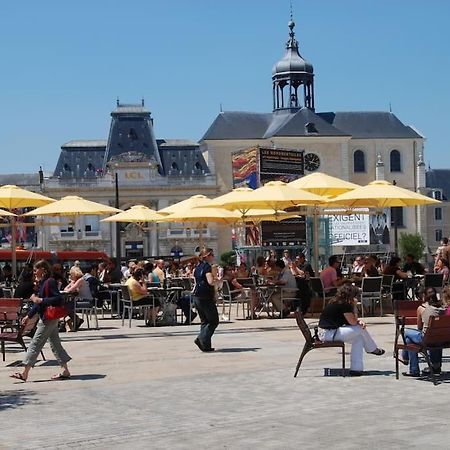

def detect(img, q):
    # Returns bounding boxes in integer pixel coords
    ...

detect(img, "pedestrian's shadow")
[215,347,261,353]
[323,368,394,377]
[33,374,106,383]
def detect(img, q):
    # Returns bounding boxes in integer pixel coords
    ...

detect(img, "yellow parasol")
[209,181,325,212]
[23,196,122,217]
[288,173,361,271]
[158,195,214,215]
[101,204,164,224]
[288,172,360,196]
[327,180,441,208]
[0,185,55,278]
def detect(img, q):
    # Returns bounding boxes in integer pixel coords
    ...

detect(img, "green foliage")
[398,233,425,261]
[220,250,236,267]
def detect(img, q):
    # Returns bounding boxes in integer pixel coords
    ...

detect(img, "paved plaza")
[1,314,450,449]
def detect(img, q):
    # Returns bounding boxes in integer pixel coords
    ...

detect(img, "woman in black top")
[319,285,384,376]
[10,260,71,382]
[193,248,218,352]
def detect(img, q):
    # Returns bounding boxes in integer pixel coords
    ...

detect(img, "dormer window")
[171,162,179,171]
[63,163,71,171]
[128,128,138,140]
[305,122,318,134]
[194,162,203,172]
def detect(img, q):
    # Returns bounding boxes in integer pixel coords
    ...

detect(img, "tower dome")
[272,20,315,111]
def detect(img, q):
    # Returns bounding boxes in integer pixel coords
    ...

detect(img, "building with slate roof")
[200,18,427,249]
[39,100,218,258]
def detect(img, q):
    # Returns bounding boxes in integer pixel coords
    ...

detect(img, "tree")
[398,233,425,261]
[220,250,236,267]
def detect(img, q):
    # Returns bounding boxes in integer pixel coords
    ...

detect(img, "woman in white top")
[63,266,92,330]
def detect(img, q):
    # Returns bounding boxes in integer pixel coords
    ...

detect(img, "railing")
[50,230,103,241]
[164,228,212,239]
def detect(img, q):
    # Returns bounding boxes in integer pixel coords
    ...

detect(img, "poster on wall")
[369,210,391,245]
[232,147,258,189]
[327,211,370,246]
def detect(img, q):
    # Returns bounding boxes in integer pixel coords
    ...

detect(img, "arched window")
[390,150,401,172]
[353,150,365,173]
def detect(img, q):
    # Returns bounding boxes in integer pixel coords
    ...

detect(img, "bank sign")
[327,212,370,246]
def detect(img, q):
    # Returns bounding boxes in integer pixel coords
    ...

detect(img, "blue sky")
[1,0,449,174]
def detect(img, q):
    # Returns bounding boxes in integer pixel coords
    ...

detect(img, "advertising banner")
[232,147,258,189]
[369,210,391,245]
[261,217,307,247]
[328,211,370,246]
[259,147,304,184]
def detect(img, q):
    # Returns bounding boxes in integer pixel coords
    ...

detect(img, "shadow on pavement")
[215,347,261,353]
[33,374,106,383]
[0,389,39,410]
[323,368,395,377]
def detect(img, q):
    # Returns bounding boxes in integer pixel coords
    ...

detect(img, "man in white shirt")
[271,259,298,317]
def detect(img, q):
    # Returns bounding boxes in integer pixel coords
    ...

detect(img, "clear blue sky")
[1,0,449,174]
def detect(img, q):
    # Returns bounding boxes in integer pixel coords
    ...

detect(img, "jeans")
[193,296,219,349]
[323,325,378,371]
[178,294,194,320]
[404,328,442,374]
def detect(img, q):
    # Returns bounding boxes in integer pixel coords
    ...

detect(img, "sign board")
[117,169,150,184]
[261,217,307,247]
[259,147,304,184]
[328,212,370,246]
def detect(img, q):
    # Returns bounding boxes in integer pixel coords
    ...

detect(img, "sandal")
[10,372,27,382]
[370,348,385,356]
[51,373,71,381]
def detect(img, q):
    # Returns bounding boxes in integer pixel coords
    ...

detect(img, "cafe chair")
[359,276,383,317]
[73,297,99,330]
[293,311,345,378]
[0,298,45,362]
[424,273,444,295]
[381,274,394,312]
[309,277,333,313]
[280,288,298,318]
[120,286,152,328]
[218,280,234,322]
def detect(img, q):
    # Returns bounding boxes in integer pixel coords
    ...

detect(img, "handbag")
[43,278,68,321]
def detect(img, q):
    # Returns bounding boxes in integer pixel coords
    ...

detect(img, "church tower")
[272,18,314,111]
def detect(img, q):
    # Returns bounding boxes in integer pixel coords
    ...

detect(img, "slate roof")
[202,109,422,141]
[426,169,450,201]
[318,112,423,139]
[104,104,163,170]
[157,140,210,176]
[54,142,106,178]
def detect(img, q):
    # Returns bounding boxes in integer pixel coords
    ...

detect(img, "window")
[353,150,365,172]
[390,150,401,172]
[390,206,404,227]
[436,229,443,242]
[128,128,138,140]
[435,207,443,221]
[194,162,203,171]
[171,162,179,171]
[433,190,442,200]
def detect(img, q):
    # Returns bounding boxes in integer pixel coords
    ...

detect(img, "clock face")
[304,153,320,172]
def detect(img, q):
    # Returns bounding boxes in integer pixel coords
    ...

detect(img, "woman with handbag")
[193,248,219,352]
[10,260,71,382]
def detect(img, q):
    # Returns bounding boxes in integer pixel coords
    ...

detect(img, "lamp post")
[115,172,122,262]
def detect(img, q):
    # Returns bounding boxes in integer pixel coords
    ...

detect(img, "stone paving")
[1,314,450,449]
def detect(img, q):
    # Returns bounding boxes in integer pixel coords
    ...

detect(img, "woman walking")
[318,284,385,376]
[193,248,219,352]
[10,260,71,382]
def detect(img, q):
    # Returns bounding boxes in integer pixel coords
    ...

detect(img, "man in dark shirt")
[402,254,425,275]
[294,253,315,278]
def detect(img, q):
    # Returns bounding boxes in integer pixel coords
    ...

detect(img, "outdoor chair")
[381,274,394,312]
[0,298,45,361]
[424,273,444,295]
[120,285,152,328]
[293,311,345,378]
[218,280,234,322]
[73,297,99,330]
[393,299,422,358]
[395,315,450,385]
[359,276,383,317]
[2,288,13,298]
[309,277,333,313]
[280,288,299,318]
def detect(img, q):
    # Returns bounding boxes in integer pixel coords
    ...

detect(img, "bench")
[395,315,450,385]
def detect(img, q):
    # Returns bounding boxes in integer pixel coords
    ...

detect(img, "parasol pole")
[11,216,17,280]
[313,205,320,274]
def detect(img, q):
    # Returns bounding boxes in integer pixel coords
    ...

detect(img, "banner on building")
[327,211,370,246]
